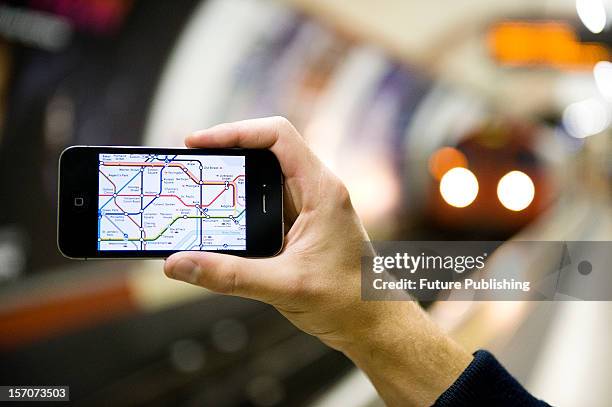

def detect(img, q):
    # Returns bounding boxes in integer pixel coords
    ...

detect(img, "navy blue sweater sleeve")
[433,350,551,407]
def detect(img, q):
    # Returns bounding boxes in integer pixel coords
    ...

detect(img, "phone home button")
[74,197,84,207]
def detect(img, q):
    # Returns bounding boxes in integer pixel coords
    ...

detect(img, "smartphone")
[57,146,283,259]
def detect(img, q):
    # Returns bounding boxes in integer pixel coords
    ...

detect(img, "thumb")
[164,251,280,302]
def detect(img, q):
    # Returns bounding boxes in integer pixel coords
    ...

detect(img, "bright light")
[439,167,479,208]
[562,98,611,138]
[576,0,607,34]
[497,171,535,211]
[594,61,612,100]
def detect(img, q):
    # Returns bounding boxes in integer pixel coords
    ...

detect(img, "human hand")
[164,117,471,406]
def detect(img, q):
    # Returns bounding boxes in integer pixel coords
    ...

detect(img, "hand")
[164,117,472,406]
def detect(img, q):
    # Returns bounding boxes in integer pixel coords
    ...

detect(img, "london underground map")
[97,153,246,251]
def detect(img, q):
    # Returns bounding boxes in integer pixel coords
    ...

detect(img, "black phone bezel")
[58,146,283,258]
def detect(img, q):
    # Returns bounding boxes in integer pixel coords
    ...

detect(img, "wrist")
[340,301,473,407]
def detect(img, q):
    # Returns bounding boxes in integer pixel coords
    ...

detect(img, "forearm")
[340,301,473,407]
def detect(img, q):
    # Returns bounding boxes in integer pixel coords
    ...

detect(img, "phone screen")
[97,153,246,251]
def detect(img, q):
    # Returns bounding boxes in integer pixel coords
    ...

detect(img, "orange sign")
[488,21,609,69]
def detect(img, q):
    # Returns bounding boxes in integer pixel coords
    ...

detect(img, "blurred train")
[420,119,556,239]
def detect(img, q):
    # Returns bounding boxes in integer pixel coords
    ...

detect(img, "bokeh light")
[497,171,535,211]
[439,167,479,208]
[593,61,612,100]
[428,147,468,181]
[562,98,611,138]
[576,0,607,34]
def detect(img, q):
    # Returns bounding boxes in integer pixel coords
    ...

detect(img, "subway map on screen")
[97,153,246,251]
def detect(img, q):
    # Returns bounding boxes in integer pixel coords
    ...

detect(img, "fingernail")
[168,258,201,284]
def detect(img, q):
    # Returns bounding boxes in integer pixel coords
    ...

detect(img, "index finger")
[185,116,316,179]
